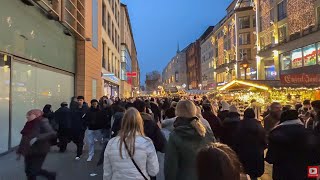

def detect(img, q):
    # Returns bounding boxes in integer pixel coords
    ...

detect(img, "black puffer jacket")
[85,107,106,130]
[111,112,124,137]
[266,121,320,180]
[140,112,167,152]
[55,107,72,130]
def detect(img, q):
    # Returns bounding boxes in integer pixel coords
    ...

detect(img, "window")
[280,52,291,70]
[108,14,111,37]
[278,0,287,21]
[108,49,111,71]
[102,3,106,30]
[291,48,303,69]
[270,8,275,22]
[278,25,287,43]
[102,41,106,68]
[253,15,256,27]
[303,44,317,66]
[175,72,179,82]
[239,49,251,60]
[260,37,265,49]
[92,79,97,99]
[239,16,250,29]
[239,33,250,45]
[317,7,320,25]
[112,22,115,44]
[92,0,98,49]
[259,16,263,32]
[318,42,320,64]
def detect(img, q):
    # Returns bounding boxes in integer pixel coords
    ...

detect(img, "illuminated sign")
[102,73,120,84]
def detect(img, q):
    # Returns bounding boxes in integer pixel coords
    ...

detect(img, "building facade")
[101,0,121,97]
[200,26,215,90]
[212,0,257,88]
[0,0,77,153]
[256,0,320,86]
[186,41,201,90]
[162,47,188,90]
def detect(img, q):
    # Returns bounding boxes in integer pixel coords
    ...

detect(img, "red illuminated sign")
[280,73,320,85]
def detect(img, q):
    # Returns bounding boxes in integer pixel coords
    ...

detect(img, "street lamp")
[240,53,251,80]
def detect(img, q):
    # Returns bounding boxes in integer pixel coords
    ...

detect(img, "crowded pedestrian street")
[2,0,320,180]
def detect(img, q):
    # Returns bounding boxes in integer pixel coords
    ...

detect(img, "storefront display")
[291,48,303,69]
[303,44,317,66]
[281,52,291,70]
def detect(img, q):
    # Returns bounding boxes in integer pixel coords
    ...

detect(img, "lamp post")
[240,53,250,80]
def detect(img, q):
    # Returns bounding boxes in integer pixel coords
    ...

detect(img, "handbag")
[124,139,148,180]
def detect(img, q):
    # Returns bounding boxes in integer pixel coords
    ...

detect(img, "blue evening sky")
[121,0,233,85]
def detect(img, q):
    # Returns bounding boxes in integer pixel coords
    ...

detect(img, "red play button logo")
[308,166,319,178]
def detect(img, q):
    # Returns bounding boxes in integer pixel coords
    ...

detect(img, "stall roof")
[218,80,270,91]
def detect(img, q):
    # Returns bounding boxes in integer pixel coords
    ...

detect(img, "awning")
[218,80,269,91]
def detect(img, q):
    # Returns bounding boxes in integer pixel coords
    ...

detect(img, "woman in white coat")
[103,107,159,180]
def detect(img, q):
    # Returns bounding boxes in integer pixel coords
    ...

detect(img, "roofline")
[121,3,138,57]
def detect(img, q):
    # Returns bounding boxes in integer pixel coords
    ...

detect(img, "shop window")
[239,33,250,45]
[303,44,317,66]
[278,0,287,21]
[291,48,303,69]
[239,16,250,29]
[280,52,291,70]
[278,25,287,43]
[265,65,277,80]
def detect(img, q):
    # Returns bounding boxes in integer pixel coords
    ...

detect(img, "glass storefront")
[0,54,10,153]
[10,60,74,147]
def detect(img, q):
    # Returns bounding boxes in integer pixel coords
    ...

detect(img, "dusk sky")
[121,0,233,85]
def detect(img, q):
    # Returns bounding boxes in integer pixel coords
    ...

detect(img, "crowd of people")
[16,95,320,180]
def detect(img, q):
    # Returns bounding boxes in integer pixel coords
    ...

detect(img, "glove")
[30,137,38,146]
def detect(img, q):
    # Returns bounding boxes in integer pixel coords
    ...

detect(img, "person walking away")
[164,100,215,180]
[220,105,240,149]
[150,98,161,123]
[103,108,159,180]
[54,102,72,153]
[196,106,213,133]
[110,105,125,138]
[196,143,250,180]
[17,109,57,180]
[134,100,167,153]
[218,101,230,122]
[249,99,262,120]
[263,102,282,134]
[71,96,88,160]
[85,99,105,161]
[266,110,320,180]
[233,108,267,180]
[202,103,223,140]
[43,104,58,146]
[311,100,320,132]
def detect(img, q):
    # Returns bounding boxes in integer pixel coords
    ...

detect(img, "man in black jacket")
[55,102,72,153]
[134,100,167,153]
[150,98,161,123]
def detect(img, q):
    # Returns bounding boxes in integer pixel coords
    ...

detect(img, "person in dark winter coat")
[111,105,125,138]
[150,98,161,123]
[233,108,267,180]
[218,101,230,122]
[164,100,215,180]
[263,102,282,134]
[43,104,58,146]
[266,110,320,180]
[54,102,72,153]
[202,103,222,140]
[17,109,57,180]
[134,100,167,153]
[220,105,240,149]
[71,96,88,160]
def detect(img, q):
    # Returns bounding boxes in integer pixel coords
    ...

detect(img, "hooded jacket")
[220,112,240,148]
[140,112,167,152]
[266,119,320,180]
[164,117,214,180]
[55,106,72,130]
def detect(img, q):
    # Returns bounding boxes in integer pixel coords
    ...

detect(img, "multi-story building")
[256,0,320,86]
[131,45,141,96]
[162,47,188,90]
[186,41,201,90]
[101,0,121,97]
[0,0,82,153]
[212,0,256,88]
[120,3,135,98]
[200,26,215,90]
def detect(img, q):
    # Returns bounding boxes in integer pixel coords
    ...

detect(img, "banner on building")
[280,73,320,85]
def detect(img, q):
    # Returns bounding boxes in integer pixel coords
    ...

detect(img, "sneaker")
[87,156,93,162]
[75,156,81,160]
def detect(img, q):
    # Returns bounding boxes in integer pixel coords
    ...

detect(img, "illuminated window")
[239,16,250,29]
[278,0,287,21]
[278,25,287,43]
[291,48,303,69]
[280,52,291,70]
[303,44,317,66]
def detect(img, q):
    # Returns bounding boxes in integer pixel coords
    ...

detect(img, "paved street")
[0,144,103,180]
[0,142,273,180]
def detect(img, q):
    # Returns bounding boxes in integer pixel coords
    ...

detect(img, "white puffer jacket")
[103,135,159,180]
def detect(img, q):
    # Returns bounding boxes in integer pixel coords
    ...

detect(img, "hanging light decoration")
[287,0,316,35]
[218,37,224,66]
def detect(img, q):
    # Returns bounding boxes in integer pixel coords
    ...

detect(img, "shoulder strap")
[124,139,148,180]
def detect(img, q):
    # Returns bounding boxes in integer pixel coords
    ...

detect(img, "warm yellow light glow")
[273,50,279,57]
[218,80,269,91]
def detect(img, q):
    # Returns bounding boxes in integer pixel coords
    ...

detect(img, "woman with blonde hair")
[164,100,215,180]
[103,108,159,180]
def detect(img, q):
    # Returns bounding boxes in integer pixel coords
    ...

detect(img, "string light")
[287,0,316,35]
[218,37,224,66]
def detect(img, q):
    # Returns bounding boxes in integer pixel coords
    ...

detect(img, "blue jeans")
[86,129,102,157]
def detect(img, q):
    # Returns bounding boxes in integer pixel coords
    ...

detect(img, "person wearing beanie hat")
[233,108,267,180]
[220,104,240,149]
[218,101,230,122]
[266,109,320,180]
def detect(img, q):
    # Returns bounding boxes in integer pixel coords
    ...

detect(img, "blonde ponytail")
[191,119,206,137]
